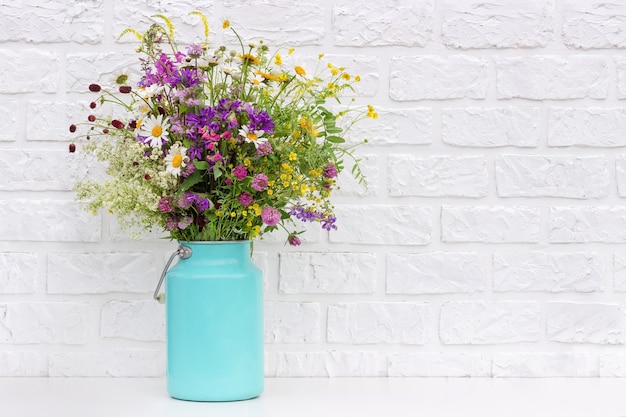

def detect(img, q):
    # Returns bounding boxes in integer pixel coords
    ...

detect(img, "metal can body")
[165,241,264,401]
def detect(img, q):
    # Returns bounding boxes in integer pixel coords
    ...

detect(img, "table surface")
[1,377,626,417]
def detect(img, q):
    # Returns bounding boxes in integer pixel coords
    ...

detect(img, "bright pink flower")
[238,192,253,207]
[261,206,281,226]
[251,173,268,191]
[233,165,247,180]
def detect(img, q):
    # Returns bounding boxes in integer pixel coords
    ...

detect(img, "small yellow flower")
[355,75,361,82]
[289,152,297,161]
[239,53,259,65]
[267,189,274,195]
[295,66,306,76]
[275,54,282,65]
[288,47,295,55]
[330,68,339,76]
[367,104,378,119]
[222,20,230,29]
[318,53,324,59]
[342,73,351,81]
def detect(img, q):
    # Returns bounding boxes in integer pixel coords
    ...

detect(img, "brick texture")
[2,0,626,378]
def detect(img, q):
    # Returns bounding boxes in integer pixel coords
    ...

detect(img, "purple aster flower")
[233,165,247,180]
[251,173,268,191]
[323,162,338,179]
[261,206,281,226]
[238,192,253,207]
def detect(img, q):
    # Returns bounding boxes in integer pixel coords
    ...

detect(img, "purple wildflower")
[288,234,302,246]
[233,165,247,180]
[323,162,338,179]
[165,216,179,231]
[261,206,281,226]
[181,162,196,178]
[177,192,195,209]
[178,216,193,229]
[186,44,203,57]
[251,173,269,191]
[238,192,253,207]
[321,216,337,231]
[256,141,273,156]
[157,197,174,213]
[194,196,211,212]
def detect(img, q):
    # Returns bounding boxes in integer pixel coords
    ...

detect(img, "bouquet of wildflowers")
[69,13,376,244]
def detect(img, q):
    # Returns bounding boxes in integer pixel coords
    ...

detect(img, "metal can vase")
[165,240,264,401]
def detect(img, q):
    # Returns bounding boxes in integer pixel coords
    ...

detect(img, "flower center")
[247,132,258,141]
[172,154,183,168]
[152,125,163,137]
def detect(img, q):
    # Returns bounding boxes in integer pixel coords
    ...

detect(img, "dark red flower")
[119,86,132,94]
[88,83,101,92]
[69,124,77,133]
[144,174,151,180]
[88,115,96,122]
[90,102,97,109]
[69,143,76,153]
[102,128,109,134]
[111,119,124,129]
[129,120,137,129]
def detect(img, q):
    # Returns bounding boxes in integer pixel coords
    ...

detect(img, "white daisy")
[164,144,189,177]
[238,125,268,148]
[138,114,170,147]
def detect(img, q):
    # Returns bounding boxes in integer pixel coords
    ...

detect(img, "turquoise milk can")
[154,241,264,401]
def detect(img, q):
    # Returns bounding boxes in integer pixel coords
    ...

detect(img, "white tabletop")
[1,377,625,417]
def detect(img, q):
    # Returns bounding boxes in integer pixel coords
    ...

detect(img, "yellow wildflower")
[367,104,378,119]
[275,53,282,66]
[295,66,306,76]
[289,152,297,161]
[222,20,230,29]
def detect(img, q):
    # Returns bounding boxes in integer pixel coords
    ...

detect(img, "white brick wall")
[2,0,626,378]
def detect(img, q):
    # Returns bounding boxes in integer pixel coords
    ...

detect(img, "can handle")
[153,245,192,304]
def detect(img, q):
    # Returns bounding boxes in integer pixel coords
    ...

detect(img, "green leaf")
[325,126,343,134]
[179,171,203,194]
[326,135,345,143]
[213,167,223,179]
[194,160,210,170]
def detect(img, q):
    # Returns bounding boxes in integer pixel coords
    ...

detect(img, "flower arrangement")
[69,13,376,244]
